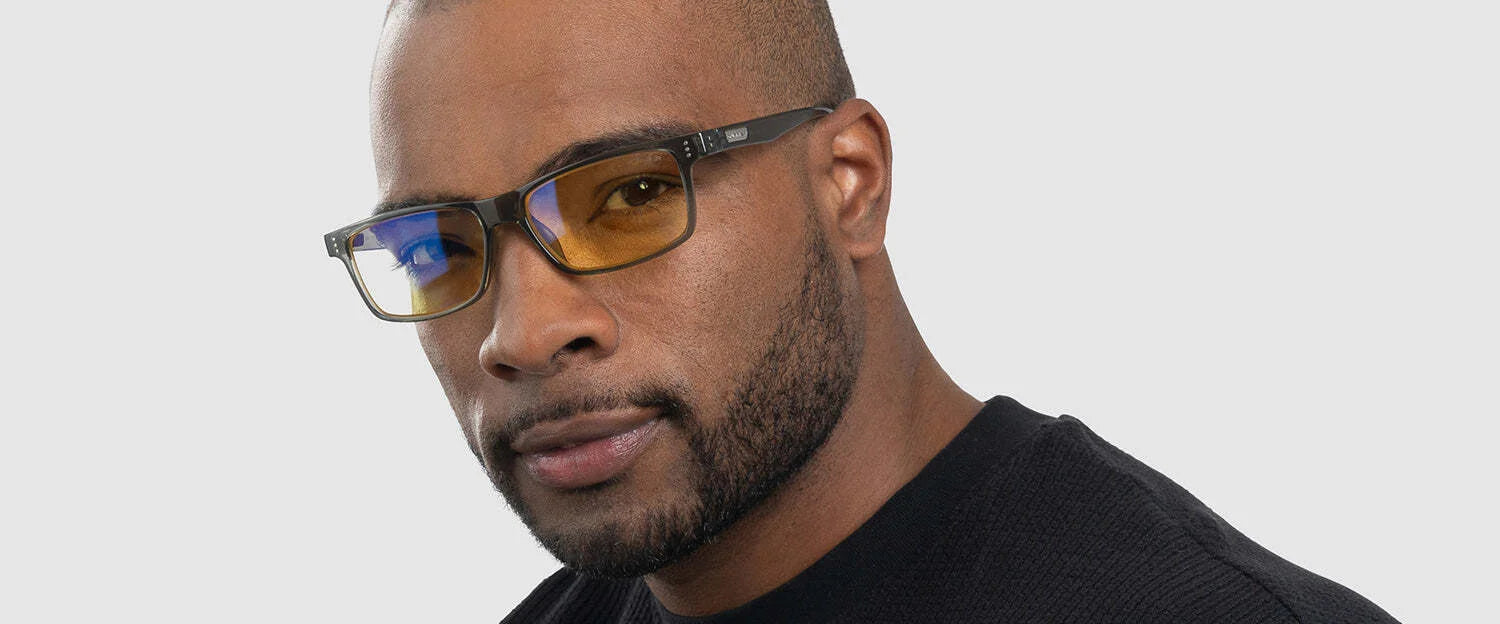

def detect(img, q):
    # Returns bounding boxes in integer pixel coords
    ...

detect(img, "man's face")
[373,1,864,576]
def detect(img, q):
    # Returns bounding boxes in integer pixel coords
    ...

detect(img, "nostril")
[543,336,598,374]
[488,360,523,380]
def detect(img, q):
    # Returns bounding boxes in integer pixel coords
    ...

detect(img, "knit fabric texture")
[500,396,1400,623]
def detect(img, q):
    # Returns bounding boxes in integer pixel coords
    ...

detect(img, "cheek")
[416,312,480,379]
[603,164,808,392]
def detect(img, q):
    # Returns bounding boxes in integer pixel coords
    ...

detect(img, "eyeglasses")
[324,106,832,322]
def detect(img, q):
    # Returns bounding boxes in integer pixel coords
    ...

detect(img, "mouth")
[510,406,664,490]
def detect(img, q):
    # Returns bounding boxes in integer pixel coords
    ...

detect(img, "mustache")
[488,382,693,452]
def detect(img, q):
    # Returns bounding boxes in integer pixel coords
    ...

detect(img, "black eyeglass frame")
[324,106,833,322]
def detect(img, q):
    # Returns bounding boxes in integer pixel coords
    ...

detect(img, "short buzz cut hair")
[693,0,856,110]
[386,0,855,111]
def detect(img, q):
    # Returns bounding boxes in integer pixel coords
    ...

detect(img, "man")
[324,1,1401,621]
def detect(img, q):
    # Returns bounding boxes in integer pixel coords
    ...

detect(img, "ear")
[807,99,892,262]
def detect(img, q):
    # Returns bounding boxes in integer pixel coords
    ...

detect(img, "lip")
[511,406,663,490]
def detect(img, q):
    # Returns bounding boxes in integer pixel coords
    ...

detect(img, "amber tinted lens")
[524,150,689,271]
[347,207,486,318]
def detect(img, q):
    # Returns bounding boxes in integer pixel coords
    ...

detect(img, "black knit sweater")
[501,396,1400,623]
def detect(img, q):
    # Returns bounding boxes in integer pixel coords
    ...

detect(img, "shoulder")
[1015,415,1401,623]
[500,567,654,624]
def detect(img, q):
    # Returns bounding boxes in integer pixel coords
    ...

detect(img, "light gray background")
[2,2,1493,622]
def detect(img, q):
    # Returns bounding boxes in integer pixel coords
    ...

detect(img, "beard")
[489,216,865,578]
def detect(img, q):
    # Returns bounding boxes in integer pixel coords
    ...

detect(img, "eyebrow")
[372,121,698,216]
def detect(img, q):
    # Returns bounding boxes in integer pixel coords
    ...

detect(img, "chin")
[531,493,706,579]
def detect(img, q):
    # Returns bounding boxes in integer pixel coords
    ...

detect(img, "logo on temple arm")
[725,127,749,143]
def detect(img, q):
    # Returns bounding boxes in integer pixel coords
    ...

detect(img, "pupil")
[622,178,659,206]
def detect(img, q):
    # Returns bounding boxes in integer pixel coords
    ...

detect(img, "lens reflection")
[348,207,485,318]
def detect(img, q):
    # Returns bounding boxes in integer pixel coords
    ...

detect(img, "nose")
[477,225,619,379]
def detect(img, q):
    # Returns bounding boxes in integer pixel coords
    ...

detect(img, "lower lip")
[521,418,662,490]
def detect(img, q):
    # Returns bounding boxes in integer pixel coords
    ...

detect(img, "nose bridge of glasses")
[475,190,559,261]
[471,190,569,277]
[475,191,522,226]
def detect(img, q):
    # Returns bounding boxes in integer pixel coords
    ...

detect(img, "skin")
[372,0,982,616]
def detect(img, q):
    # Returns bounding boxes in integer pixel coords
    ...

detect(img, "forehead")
[372,0,752,201]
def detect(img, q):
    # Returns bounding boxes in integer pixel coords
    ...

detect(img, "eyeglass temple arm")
[694,107,833,158]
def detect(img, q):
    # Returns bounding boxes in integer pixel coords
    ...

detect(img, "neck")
[643,252,982,616]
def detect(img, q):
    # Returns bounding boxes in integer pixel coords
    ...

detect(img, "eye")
[394,236,475,272]
[594,175,681,221]
[406,240,437,266]
[619,177,671,206]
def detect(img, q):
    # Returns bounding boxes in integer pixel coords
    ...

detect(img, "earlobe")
[813,99,892,262]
